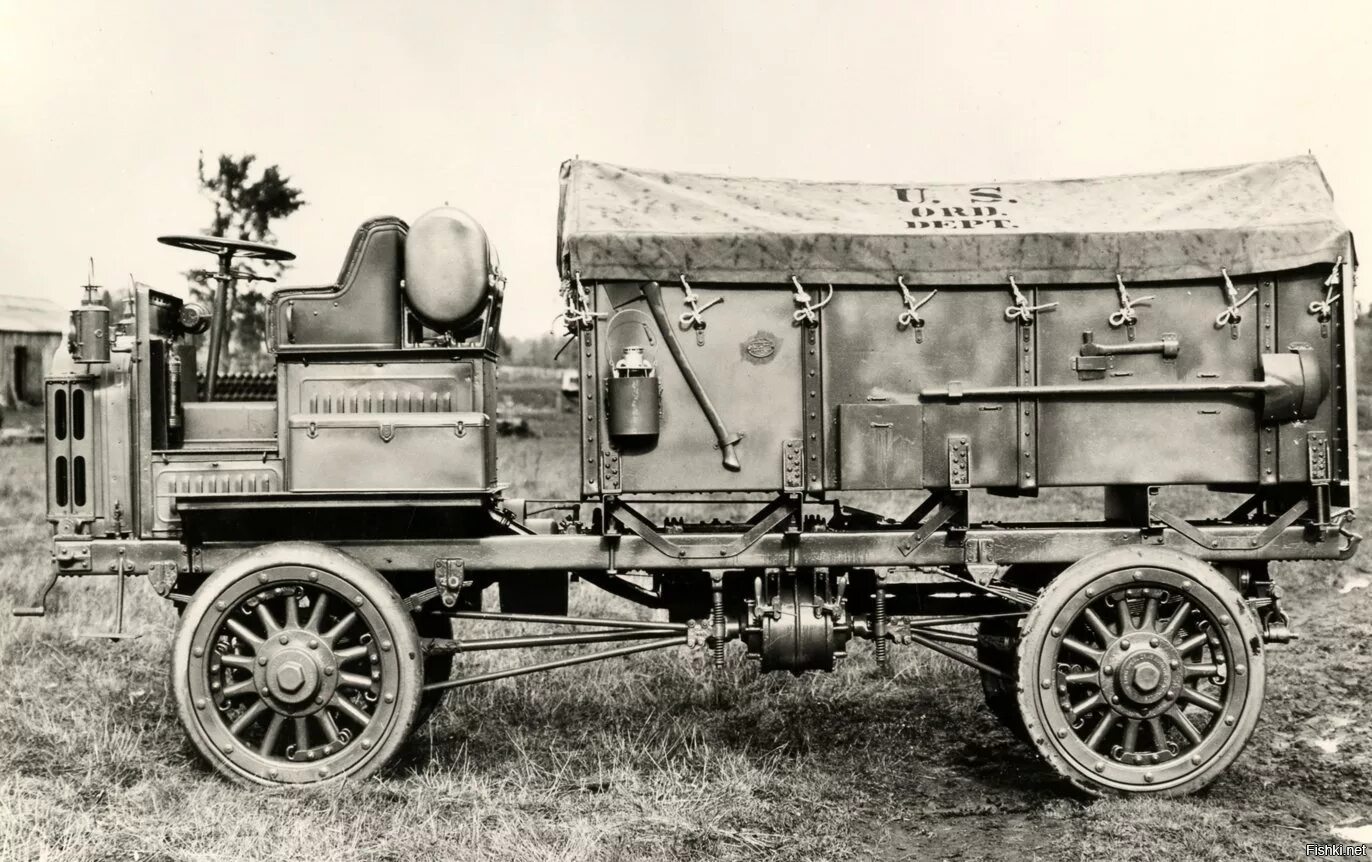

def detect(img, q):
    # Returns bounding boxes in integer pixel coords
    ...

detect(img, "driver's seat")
[269,216,407,353]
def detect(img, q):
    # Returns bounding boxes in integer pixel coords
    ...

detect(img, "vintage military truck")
[20,155,1358,795]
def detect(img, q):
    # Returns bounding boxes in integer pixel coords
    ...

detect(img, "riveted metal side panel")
[1274,267,1340,486]
[1338,250,1358,507]
[838,403,923,490]
[579,298,603,497]
[480,357,499,486]
[822,286,1017,489]
[280,359,488,492]
[151,456,285,535]
[1036,278,1259,485]
[595,281,803,492]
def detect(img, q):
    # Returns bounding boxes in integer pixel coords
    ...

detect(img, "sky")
[2,0,1371,336]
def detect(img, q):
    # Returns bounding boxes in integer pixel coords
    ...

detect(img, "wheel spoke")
[1085,712,1118,751]
[223,678,257,699]
[294,716,311,750]
[259,713,286,756]
[1160,600,1192,638]
[1115,597,1134,633]
[229,699,268,736]
[1121,719,1140,753]
[283,594,301,630]
[255,602,282,636]
[1063,671,1098,686]
[306,592,331,633]
[338,672,373,691]
[1184,663,1221,679]
[323,611,359,645]
[315,710,341,744]
[330,694,372,727]
[1140,596,1159,632]
[1069,691,1104,721]
[334,645,370,663]
[1175,632,1208,656]
[1061,637,1102,665]
[225,618,263,648]
[1179,686,1224,714]
[1082,608,1115,645]
[220,653,255,670]
[1167,707,1204,745]
[1145,716,1167,750]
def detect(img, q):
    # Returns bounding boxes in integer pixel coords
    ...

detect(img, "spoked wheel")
[173,543,422,786]
[976,565,1055,741]
[1015,548,1265,796]
[413,613,455,729]
[977,615,1028,740]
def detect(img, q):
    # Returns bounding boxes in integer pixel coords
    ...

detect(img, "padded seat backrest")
[270,217,406,352]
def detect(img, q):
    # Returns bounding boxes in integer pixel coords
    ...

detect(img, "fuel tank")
[404,207,495,329]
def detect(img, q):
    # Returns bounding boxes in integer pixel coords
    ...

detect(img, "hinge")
[1308,431,1330,485]
[601,448,621,494]
[782,439,804,492]
[947,436,971,490]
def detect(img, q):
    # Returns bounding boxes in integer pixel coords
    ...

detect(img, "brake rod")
[423,628,681,654]
[901,630,1010,679]
[422,636,688,692]
[448,610,688,631]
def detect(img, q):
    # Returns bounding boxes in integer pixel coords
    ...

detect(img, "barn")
[0,294,65,409]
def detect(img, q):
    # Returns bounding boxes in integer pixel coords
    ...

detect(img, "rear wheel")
[172,542,423,786]
[975,565,1054,740]
[413,613,455,729]
[977,615,1028,740]
[1015,548,1265,796]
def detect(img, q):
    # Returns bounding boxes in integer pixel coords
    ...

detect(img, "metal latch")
[1004,275,1057,324]
[1109,274,1153,330]
[1309,256,1344,321]
[54,543,92,572]
[895,276,937,342]
[1215,267,1258,336]
[677,274,722,345]
[790,276,834,325]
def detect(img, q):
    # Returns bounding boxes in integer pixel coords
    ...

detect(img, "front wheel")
[1015,548,1265,797]
[172,542,423,786]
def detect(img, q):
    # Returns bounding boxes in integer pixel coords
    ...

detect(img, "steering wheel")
[157,235,295,401]
[157,234,296,262]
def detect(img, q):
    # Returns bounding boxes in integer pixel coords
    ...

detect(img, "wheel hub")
[1116,651,1173,705]
[265,649,320,703]
[1097,624,1183,717]
[252,628,338,712]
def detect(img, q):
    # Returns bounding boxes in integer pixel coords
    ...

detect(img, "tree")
[188,153,305,371]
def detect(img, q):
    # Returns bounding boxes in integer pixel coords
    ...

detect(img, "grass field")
[0,387,1370,860]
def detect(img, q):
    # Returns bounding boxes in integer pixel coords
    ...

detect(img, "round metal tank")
[404,207,494,328]
[70,300,110,364]
[607,346,659,442]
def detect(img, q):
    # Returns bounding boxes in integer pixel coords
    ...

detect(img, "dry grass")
[0,415,1370,859]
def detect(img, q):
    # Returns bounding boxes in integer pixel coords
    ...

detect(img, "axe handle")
[639,281,741,471]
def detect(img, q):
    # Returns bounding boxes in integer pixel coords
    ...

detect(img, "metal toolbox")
[286,411,492,492]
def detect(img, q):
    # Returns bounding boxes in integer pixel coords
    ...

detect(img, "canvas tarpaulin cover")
[557,156,1351,286]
